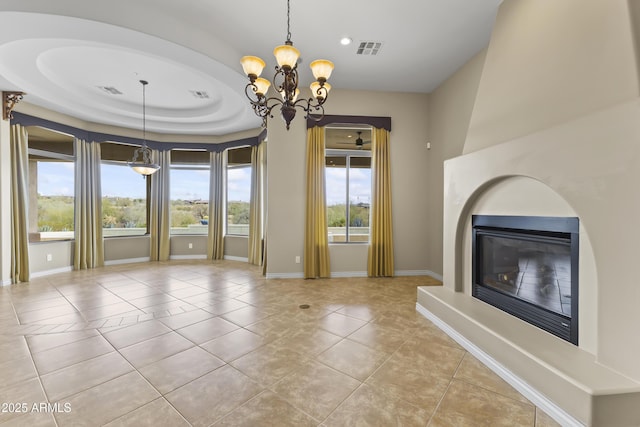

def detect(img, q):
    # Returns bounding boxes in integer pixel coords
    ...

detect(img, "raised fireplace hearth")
[472,215,579,344]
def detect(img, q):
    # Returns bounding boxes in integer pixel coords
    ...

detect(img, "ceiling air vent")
[97,86,123,95]
[190,90,210,99]
[356,41,383,56]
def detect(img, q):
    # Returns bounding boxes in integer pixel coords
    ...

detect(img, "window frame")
[100,159,151,237]
[325,148,372,244]
[28,147,76,242]
[169,163,211,236]
[225,162,252,237]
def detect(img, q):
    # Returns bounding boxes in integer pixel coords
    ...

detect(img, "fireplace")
[472,215,579,344]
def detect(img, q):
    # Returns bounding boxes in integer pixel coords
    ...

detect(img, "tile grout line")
[425,348,468,426]
[22,334,62,427]
[96,324,196,427]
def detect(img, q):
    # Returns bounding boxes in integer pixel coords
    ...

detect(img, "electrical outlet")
[188,243,193,249]
[295,256,300,264]
[46,254,52,262]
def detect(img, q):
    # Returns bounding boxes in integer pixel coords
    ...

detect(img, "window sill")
[329,241,370,245]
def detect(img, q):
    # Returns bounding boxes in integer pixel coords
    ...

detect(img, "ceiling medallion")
[240,0,334,130]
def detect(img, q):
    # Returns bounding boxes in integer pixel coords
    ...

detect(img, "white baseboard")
[223,256,249,262]
[265,272,305,279]
[1,279,11,286]
[30,266,74,279]
[170,255,208,260]
[424,270,443,281]
[265,269,444,280]
[415,303,583,427]
[395,269,443,281]
[104,257,151,266]
[330,271,368,278]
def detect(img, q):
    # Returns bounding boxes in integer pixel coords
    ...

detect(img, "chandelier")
[240,0,334,130]
[128,80,160,176]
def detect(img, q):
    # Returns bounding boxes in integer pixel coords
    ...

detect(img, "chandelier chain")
[141,80,146,144]
[286,0,292,42]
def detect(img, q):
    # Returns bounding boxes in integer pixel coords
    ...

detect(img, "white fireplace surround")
[418,99,640,426]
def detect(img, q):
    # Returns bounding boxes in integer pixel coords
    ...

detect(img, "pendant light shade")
[253,78,272,97]
[273,43,300,69]
[240,56,266,79]
[129,162,160,175]
[310,60,334,81]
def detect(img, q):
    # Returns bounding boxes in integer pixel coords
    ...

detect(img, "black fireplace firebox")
[472,215,579,345]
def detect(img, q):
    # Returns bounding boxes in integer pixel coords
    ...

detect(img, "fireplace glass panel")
[479,234,571,316]
[472,215,578,344]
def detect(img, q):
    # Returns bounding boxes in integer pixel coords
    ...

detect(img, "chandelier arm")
[292,97,313,109]
[245,86,286,123]
[262,96,284,118]
[313,84,329,101]
[272,67,287,93]
[244,82,263,104]
[307,104,325,121]
[293,98,325,120]
[293,91,328,110]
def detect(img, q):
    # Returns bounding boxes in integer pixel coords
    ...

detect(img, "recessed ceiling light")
[340,37,352,46]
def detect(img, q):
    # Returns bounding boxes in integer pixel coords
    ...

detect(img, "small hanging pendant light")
[128,80,160,176]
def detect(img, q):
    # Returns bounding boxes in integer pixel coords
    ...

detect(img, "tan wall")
[170,235,207,257]
[0,118,12,284]
[265,112,306,276]
[630,0,640,83]
[265,88,430,276]
[224,235,248,259]
[29,240,74,274]
[425,49,487,276]
[28,233,248,271]
[465,0,640,153]
[104,236,150,261]
[104,235,248,261]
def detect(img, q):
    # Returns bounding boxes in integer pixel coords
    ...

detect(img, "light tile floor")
[0,260,561,426]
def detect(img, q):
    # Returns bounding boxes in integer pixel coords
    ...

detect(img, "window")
[101,143,148,236]
[325,127,372,243]
[227,147,252,236]
[170,167,210,235]
[170,149,210,235]
[27,127,75,242]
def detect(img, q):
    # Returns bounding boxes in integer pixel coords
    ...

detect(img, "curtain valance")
[11,112,266,152]
[306,115,391,132]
